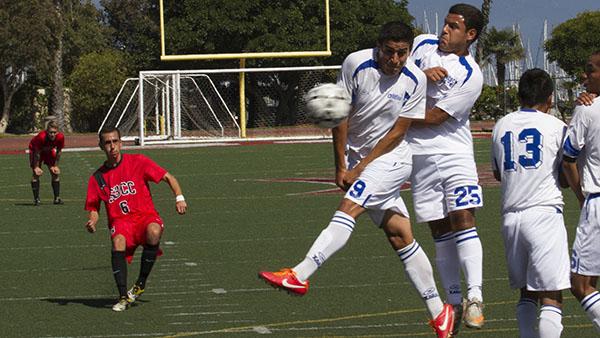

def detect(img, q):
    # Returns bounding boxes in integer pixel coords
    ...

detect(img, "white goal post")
[100,65,341,146]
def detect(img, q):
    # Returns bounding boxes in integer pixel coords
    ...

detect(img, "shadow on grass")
[43,297,147,309]
[13,203,38,207]
[43,297,115,309]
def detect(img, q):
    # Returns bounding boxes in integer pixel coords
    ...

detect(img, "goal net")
[101,65,341,145]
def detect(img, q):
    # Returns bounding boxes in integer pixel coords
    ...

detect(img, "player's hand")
[175,200,187,214]
[335,168,349,191]
[424,67,448,82]
[50,166,60,175]
[85,219,97,233]
[33,167,43,176]
[343,167,361,190]
[576,92,597,106]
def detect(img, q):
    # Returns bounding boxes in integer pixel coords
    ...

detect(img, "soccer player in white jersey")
[259,21,455,337]
[406,3,485,332]
[492,69,570,338]
[562,51,600,333]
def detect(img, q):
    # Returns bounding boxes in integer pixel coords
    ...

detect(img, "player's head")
[376,21,414,76]
[440,3,483,54]
[518,68,554,109]
[583,50,600,95]
[98,127,122,163]
[45,120,59,141]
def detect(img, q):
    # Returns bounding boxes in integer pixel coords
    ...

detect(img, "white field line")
[168,319,255,325]
[37,319,593,338]
[161,303,239,309]
[0,232,359,250]
[165,310,249,316]
[2,279,521,302]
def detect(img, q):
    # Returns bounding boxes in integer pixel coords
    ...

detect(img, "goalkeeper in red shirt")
[84,127,187,311]
[29,120,65,205]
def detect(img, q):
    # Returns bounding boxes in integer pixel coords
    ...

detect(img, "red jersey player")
[85,127,187,312]
[29,120,65,206]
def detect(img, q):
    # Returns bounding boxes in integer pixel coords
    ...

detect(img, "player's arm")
[423,67,448,82]
[562,157,585,207]
[491,130,502,181]
[50,134,64,174]
[31,149,43,175]
[411,106,452,127]
[332,119,349,190]
[85,210,99,233]
[557,166,569,188]
[556,127,570,188]
[491,156,501,182]
[493,170,501,182]
[50,150,61,175]
[344,117,412,187]
[85,175,104,233]
[576,92,597,106]
[162,172,187,214]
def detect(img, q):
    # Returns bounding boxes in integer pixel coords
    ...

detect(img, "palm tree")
[475,0,492,64]
[480,27,525,86]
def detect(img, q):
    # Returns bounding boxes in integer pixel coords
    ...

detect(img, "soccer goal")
[101,65,341,145]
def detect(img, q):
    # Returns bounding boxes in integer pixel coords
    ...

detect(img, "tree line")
[0,0,598,134]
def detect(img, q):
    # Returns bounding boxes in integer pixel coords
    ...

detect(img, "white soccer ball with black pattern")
[304,83,351,128]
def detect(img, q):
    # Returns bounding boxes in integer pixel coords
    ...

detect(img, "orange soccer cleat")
[258,268,309,296]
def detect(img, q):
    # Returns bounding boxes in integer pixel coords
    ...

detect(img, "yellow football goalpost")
[158,0,332,138]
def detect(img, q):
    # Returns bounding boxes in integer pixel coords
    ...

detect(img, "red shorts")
[109,213,164,263]
[29,149,58,167]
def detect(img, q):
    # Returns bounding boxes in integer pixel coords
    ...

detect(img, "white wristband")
[175,195,185,202]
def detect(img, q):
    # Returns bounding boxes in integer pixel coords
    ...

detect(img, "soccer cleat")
[53,197,63,205]
[34,198,41,206]
[429,303,455,338]
[258,268,309,296]
[127,284,144,303]
[112,296,130,312]
[464,298,485,329]
[452,301,464,335]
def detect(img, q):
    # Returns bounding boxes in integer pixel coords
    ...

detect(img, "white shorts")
[572,195,600,275]
[344,147,411,226]
[411,153,483,223]
[502,206,571,291]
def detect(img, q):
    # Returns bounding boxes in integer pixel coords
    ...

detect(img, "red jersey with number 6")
[85,154,167,223]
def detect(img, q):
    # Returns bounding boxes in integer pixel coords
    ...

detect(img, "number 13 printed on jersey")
[500,128,543,171]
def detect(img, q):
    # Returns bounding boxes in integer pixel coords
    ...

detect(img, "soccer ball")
[304,83,351,128]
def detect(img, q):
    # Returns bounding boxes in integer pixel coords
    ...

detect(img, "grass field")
[0,138,595,337]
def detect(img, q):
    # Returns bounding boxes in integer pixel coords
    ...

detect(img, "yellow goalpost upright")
[157,0,333,138]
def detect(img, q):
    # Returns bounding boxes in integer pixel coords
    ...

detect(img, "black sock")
[137,244,159,289]
[31,181,40,200]
[51,181,60,199]
[111,251,128,298]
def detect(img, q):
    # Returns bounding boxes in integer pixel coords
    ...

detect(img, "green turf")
[0,139,594,337]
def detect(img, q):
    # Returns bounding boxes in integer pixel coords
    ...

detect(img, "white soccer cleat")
[464,298,485,329]
[127,284,144,303]
[112,297,130,312]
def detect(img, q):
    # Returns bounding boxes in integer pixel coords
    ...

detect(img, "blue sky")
[407,0,600,67]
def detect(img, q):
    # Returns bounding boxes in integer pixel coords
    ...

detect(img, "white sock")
[398,240,444,319]
[581,291,600,333]
[539,305,563,338]
[434,232,462,305]
[516,298,538,338]
[454,228,483,301]
[293,211,355,282]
